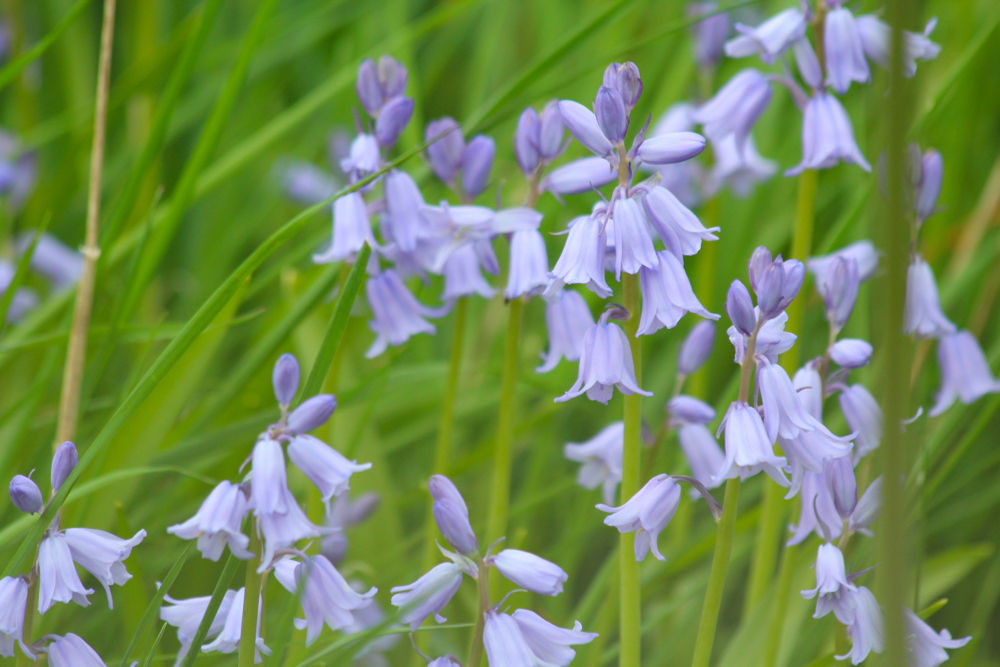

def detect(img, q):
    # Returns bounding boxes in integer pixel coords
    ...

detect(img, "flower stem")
[466,557,491,667]
[619,272,642,667]
[238,530,263,667]
[54,0,116,445]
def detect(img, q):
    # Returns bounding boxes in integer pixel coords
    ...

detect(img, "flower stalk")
[619,271,642,667]
[238,530,263,667]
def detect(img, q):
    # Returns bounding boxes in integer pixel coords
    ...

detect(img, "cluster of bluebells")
[390,474,596,665]
[160,353,377,661]
[3,442,145,664]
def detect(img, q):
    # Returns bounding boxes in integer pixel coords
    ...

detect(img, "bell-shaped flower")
[37,532,94,614]
[50,441,78,494]
[855,14,940,78]
[483,609,540,665]
[555,309,652,404]
[904,607,970,667]
[272,354,300,407]
[641,185,718,257]
[425,118,465,183]
[594,85,628,144]
[461,135,495,198]
[365,269,442,358]
[904,257,955,339]
[668,395,716,425]
[714,401,788,487]
[849,476,881,536]
[830,338,873,369]
[809,240,879,284]
[726,279,757,337]
[390,562,465,631]
[44,633,105,667]
[838,384,882,462]
[428,657,461,667]
[489,549,568,595]
[610,196,657,279]
[930,330,1000,416]
[787,92,871,176]
[801,543,857,624]
[729,309,797,364]
[596,473,681,561]
[429,475,478,556]
[637,251,717,336]
[288,435,371,507]
[824,6,870,94]
[635,131,706,166]
[313,191,373,265]
[538,289,594,373]
[678,321,716,375]
[548,214,612,298]
[511,609,597,665]
[836,586,884,664]
[515,107,541,175]
[757,357,820,441]
[815,256,861,328]
[692,3,730,67]
[201,587,269,660]
[646,104,705,207]
[505,229,549,300]
[442,243,495,301]
[161,589,239,665]
[558,100,615,159]
[706,133,777,198]
[168,481,253,561]
[564,422,623,504]
[383,170,429,252]
[63,527,146,608]
[604,62,643,110]
[541,157,617,196]
[913,147,943,223]
[692,69,772,147]
[375,97,414,147]
[725,8,806,63]
[677,423,726,490]
[287,394,337,433]
[340,134,380,180]
[0,575,28,658]
[788,470,842,546]
[273,555,376,646]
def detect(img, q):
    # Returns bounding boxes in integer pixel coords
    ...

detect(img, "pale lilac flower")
[288,434,371,507]
[794,38,823,89]
[0,575,28,658]
[726,279,757,336]
[272,354,299,407]
[442,243,495,301]
[904,257,955,339]
[641,185,719,257]
[375,97,414,147]
[594,85,628,144]
[637,251,716,335]
[647,104,705,207]
[725,8,806,63]
[815,256,861,328]
[678,321,716,375]
[428,657,461,667]
[825,455,858,518]
[714,401,788,486]
[808,240,879,284]
[848,476,881,536]
[202,587,269,660]
[668,395,716,425]
[541,156,617,195]
[9,474,41,514]
[538,289,594,373]
[44,633,105,667]
[281,160,337,205]
[63,527,145,608]
[691,2,731,68]
[383,170,429,252]
[548,214,612,298]
[564,422,623,505]
[839,384,882,461]
[830,338,873,368]
[161,589,239,666]
[17,233,83,290]
[515,108,542,175]
[855,14,940,78]
[273,555,376,646]
[824,6,870,93]
[635,131,706,166]
[610,197,657,279]
[836,586,884,664]
[37,532,93,614]
[510,609,597,665]
[603,61,642,110]
[490,549,568,595]
[706,134,776,197]
[461,135,496,197]
[483,609,539,665]
[429,475,478,556]
[914,148,943,223]
[556,309,651,404]
[787,92,871,176]
[729,310,796,364]
[390,562,465,631]
[930,330,1000,416]
[505,229,549,299]
[321,492,380,565]
[904,608,970,667]
[596,473,681,561]
[287,394,337,433]
[758,358,819,441]
[365,269,441,358]
[313,191,373,264]
[356,59,385,115]
[802,543,857,624]
[168,481,252,561]
[692,69,772,147]
[788,470,842,545]
[676,423,726,490]
[340,134,380,180]
[558,100,615,160]
[425,118,465,183]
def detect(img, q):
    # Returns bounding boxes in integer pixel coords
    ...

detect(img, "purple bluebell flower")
[508,609,597,665]
[564,422,623,504]
[930,330,1000,416]
[37,532,94,614]
[201,587,269,660]
[596,473,681,561]
[541,156,617,195]
[515,107,541,175]
[830,338,873,368]
[914,148,943,223]
[678,321,716,375]
[461,135,496,198]
[313,191,373,265]
[637,250,717,335]
[808,240,879,284]
[787,92,871,175]
[340,133,380,182]
[726,279,757,337]
[758,358,818,441]
[168,481,252,561]
[725,7,806,63]
[668,395,716,425]
[44,633,105,667]
[848,476,881,536]
[505,229,549,300]
[753,255,804,320]
[558,100,615,160]
[802,542,857,623]
[287,394,337,433]
[594,85,628,145]
[17,233,83,290]
[273,555,376,645]
[390,562,465,631]
[855,14,940,77]
[321,492,380,565]
[904,257,955,339]
[365,269,441,358]
[823,455,858,519]
[428,657,460,667]
[604,62,642,110]
[383,170,430,252]
[9,474,41,514]
[483,609,539,665]
[824,6,870,94]
[538,101,566,160]
[635,131,706,166]
[793,38,823,89]
[641,185,719,257]
[425,118,465,184]
[428,475,478,556]
[706,134,776,197]
[548,214,612,298]
[356,59,384,115]
[161,589,239,665]
[287,435,371,507]
[904,607,970,667]
[489,549,568,595]
[815,255,861,328]
[836,586,884,664]
[556,309,651,404]
[538,289,594,373]
[691,2,731,68]
[729,309,797,364]
[646,104,706,207]
[714,401,788,486]
[677,423,726,490]
[376,55,408,100]
[272,354,299,408]
[442,243,496,301]
[63,527,145,607]
[0,575,28,658]
[788,470,842,545]
[692,69,772,147]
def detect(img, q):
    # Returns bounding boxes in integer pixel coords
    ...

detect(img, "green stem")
[485,298,523,544]
[761,541,797,665]
[466,557,491,667]
[238,531,263,667]
[619,272,642,667]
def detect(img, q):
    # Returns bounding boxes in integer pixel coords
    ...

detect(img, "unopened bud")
[747,246,773,292]
[429,475,478,555]
[538,101,565,159]
[376,55,407,99]
[915,148,943,222]
[51,441,78,493]
[461,135,495,198]
[756,264,785,319]
[375,97,414,147]
[355,59,383,115]
[594,86,628,144]
[829,338,873,368]
[514,108,541,174]
[726,280,756,336]
[678,321,715,375]
[272,353,300,407]
[426,118,465,183]
[10,474,42,514]
[824,456,857,519]
[287,394,337,433]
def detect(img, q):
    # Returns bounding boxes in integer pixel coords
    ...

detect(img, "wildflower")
[541,156,617,195]
[836,586,884,664]
[515,108,542,175]
[691,2,731,68]
[461,135,496,198]
[383,170,430,252]
[425,118,465,183]
[815,255,861,328]
[725,7,806,63]
[201,587,269,660]
[538,289,595,373]
[809,240,879,284]
[272,353,300,408]
[829,338,873,368]
[505,229,549,300]
[788,470,842,545]
[9,474,42,514]
[483,609,539,665]
[692,69,772,147]
[429,475,478,556]
[340,133,380,179]
[706,134,776,197]
[726,279,756,336]
[913,147,943,223]
[484,608,597,666]
[390,562,465,631]
[714,401,788,486]
[558,100,615,160]
[855,14,940,77]
[824,6,870,94]
[668,395,715,425]
[312,191,373,264]
[904,607,970,667]
[729,310,796,364]
[596,473,681,561]
[548,214,612,297]
[161,589,239,665]
[802,543,857,624]
[167,481,253,561]
[321,492,380,565]
[365,269,442,358]
[848,476,881,536]
[838,384,882,461]
[428,658,461,667]
[0,575,28,658]
[555,308,651,404]
[611,196,657,279]
[930,330,1000,416]
[634,131,706,166]
[637,251,717,335]
[677,423,726,490]
[286,394,337,433]
[758,358,819,441]
[678,321,716,375]
[63,527,146,608]
[489,549,568,595]
[904,257,955,338]
[563,422,623,505]
[37,533,93,614]
[44,633,105,667]
[594,85,628,144]
[787,92,871,176]
[641,185,719,258]
[823,455,858,519]
[280,160,338,205]
[646,104,706,207]
[18,233,83,290]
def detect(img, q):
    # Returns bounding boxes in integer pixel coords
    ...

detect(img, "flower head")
[390,562,465,631]
[564,422,623,504]
[168,481,252,561]
[930,330,1000,416]
[596,473,681,561]
[63,527,146,608]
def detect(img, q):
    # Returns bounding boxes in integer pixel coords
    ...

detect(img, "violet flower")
[596,473,681,561]
[563,422,623,504]
[365,268,443,358]
[167,481,252,562]
[786,92,871,176]
[930,330,1000,416]
[538,289,595,373]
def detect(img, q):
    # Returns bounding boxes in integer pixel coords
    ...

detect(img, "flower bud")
[776,259,804,311]
[678,321,716,375]
[756,264,785,319]
[747,246,772,292]
[829,338,872,368]
[490,549,568,595]
[915,148,943,222]
[667,395,716,425]
[51,441,78,493]
[823,456,857,519]
[429,475,478,555]
[514,108,540,174]
[594,86,628,144]
[616,62,643,108]
[635,132,706,165]
[538,101,565,159]
[692,3,731,68]
[817,256,860,328]
[426,118,465,183]
[376,55,407,99]
[375,97,414,147]
[461,135,495,198]
[10,474,42,513]
[726,280,756,336]
[287,394,337,433]
[355,59,383,115]
[272,353,300,406]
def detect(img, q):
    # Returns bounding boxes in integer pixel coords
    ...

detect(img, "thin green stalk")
[485,297,523,543]
[239,531,263,667]
[466,557,491,667]
[619,272,642,667]
[761,540,798,665]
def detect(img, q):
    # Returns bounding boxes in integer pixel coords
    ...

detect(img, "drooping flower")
[836,586,884,664]
[287,434,372,508]
[63,527,146,608]
[548,214,612,298]
[365,269,443,358]
[787,92,871,176]
[505,229,549,300]
[429,475,479,556]
[44,633,105,667]
[904,607,970,667]
[0,575,28,658]
[855,14,940,78]
[563,422,623,504]
[641,184,719,258]
[692,69,773,147]
[168,481,252,561]
[313,191,373,265]
[390,562,465,631]
[37,532,94,614]
[160,589,239,666]
[201,587,270,660]
[538,289,595,373]
[801,543,857,624]
[725,8,807,63]
[838,384,882,461]
[824,6,870,94]
[637,251,717,335]
[929,330,1000,416]
[904,256,955,339]
[484,608,597,666]
[788,470,843,546]
[714,401,788,486]
[489,549,568,596]
[9,474,42,514]
[596,473,681,561]
[678,321,716,376]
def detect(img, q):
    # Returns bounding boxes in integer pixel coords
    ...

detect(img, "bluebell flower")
[17,233,83,290]
[824,6,870,94]
[461,135,496,198]
[603,61,642,110]
[484,608,597,666]
[9,474,42,514]
[824,455,858,519]
[555,309,651,404]
[678,321,716,375]
[668,395,716,425]
[63,527,146,608]
[280,159,338,205]
[429,474,478,556]
[428,657,461,667]
[515,107,542,175]
[787,92,871,175]
[313,191,373,265]
[691,2,731,68]
[726,279,757,336]
[757,357,819,441]
[37,532,93,614]
[287,434,371,509]
[814,256,861,328]
[637,250,717,335]
[913,147,943,223]
[788,470,842,545]
[713,401,788,486]
[692,69,772,147]
[610,196,657,279]
[563,422,623,504]
[640,185,719,257]
[286,394,337,433]
[548,214,612,298]
[930,330,1000,416]
[489,549,568,595]
[596,473,681,561]
[442,243,496,301]
[365,269,442,358]
[271,354,299,407]
[594,85,628,145]
[483,609,539,665]
[855,14,940,77]
[390,562,466,631]
[848,476,881,536]
[425,118,465,184]
[44,633,105,667]
[830,338,873,368]
[677,423,726,490]
[808,240,879,285]
[558,100,615,161]
[904,607,970,667]
[634,131,706,166]
[505,229,549,300]
[168,481,253,561]
[904,256,955,339]
[383,170,431,252]
[321,492,380,565]
[541,156,617,196]
[538,289,594,373]
[725,7,806,63]
[202,587,269,660]
[0,575,28,658]
[340,133,380,180]
[836,586,884,664]
[161,589,239,666]
[375,97,414,147]
[802,543,857,624]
